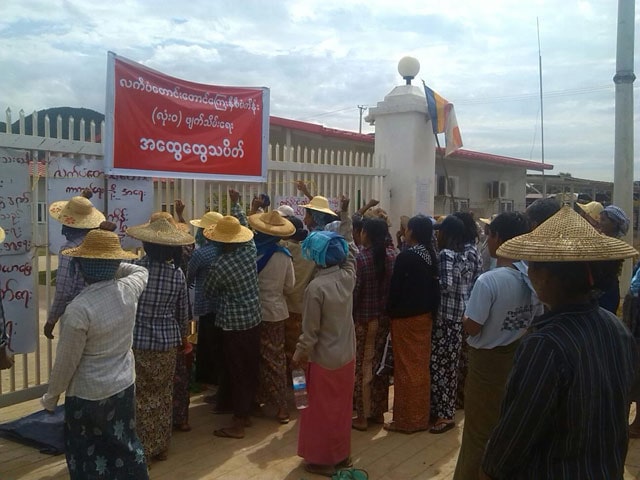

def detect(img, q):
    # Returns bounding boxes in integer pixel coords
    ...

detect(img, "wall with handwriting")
[47,157,106,254]
[106,176,154,249]
[47,157,154,252]
[0,148,37,353]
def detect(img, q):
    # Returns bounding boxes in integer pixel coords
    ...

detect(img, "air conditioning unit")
[437,175,458,196]
[489,181,509,199]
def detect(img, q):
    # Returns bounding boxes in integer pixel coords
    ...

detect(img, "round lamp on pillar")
[398,56,420,85]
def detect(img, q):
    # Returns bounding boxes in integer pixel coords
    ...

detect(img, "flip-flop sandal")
[304,463,336,477]
[213,427,244,439]
[429,421,455,434]
[174,423,192,432]
[278,415,291,424]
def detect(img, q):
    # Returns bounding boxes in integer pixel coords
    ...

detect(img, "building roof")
[270,116,375,143]
[439,148,553,172]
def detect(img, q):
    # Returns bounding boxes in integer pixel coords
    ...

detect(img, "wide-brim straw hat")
[62,229,138,259]
[147,211,190,232]
[497,206,637,262]
[49,196,105,228]
[203,215,254,243]
[0,226,5,243]
[126,218,195,246]
[190,211,224,229]
[249,211,296,237]
[301,196,338,217]
[576,201,604,221]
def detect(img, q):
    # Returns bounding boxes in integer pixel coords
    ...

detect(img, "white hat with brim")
[126,218,195,246]
[249,211,296,237]
[576,201,604,222]
[49,196,105,228]
[62,229,138,259]
[190,211,224,229]
[203,216,254,243]
[497,206,638,262]
[276,205,295,217]
[0,226,5,243]
[301,196,338,217]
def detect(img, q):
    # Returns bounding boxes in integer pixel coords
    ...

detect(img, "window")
[499,200,514,213]
[37,202,47,224]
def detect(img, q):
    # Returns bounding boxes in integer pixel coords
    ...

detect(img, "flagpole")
[435,135,456,213]
[538,17,547,198]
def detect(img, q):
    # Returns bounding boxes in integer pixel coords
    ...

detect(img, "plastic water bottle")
[292,368,309,409]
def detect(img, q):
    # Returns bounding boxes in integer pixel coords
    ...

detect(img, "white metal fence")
[0,108,388,407]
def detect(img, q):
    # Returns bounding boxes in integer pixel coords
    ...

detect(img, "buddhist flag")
[423,81,463,157]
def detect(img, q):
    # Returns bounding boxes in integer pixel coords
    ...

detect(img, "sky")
[1,0,638,181]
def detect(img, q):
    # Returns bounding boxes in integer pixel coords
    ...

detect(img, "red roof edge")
[438,147,553,171]
[269,116,374,143]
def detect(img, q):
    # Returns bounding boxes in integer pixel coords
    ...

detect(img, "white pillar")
[614,0,635,294]
[366,59,435,227]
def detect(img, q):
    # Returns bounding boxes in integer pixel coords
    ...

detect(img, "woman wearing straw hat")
[44,192,105,339]
[248,210,296,424]
[481,206,638,480]
[302,196,339,232]
[125,218,194,462]
[291,195,357,476]
[187,210,225,404]
[40,229,149,480]
[203,211,262,439]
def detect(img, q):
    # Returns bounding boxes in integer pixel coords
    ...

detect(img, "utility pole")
[614,0,635,293]
[357,105,368,134]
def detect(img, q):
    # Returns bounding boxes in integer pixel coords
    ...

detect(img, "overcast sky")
[1,0,638,181]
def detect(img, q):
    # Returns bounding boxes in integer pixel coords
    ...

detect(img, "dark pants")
[222,324,261,418]
[195,312,221,385]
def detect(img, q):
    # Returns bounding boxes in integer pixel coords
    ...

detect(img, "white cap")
[276,205,295,217]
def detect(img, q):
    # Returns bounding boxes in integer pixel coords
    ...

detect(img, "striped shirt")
[482,303,638,479]
[47,237,87,325]
[132,257,190,351]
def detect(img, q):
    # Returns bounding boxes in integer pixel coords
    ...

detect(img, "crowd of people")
[24,184,640,479]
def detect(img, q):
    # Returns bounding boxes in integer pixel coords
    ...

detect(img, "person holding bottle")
[291,195,357,477]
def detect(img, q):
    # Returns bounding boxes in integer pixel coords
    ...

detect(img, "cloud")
[1,0,638,181]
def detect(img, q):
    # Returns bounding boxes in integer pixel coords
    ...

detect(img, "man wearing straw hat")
[45,192,105,339]
[125,217,194,462]
[203,203,261,439]
[480,206,638,480]
[40,229,149,480]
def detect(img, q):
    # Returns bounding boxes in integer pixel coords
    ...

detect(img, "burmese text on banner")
[104,52,270,181]
[423,82,463,157]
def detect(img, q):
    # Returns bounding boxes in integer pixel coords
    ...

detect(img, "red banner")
[105,52,269,181]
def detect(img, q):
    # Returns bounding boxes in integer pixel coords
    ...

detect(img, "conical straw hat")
[203,216,253,243]
[190,211,224,229]
[62,229,138,259]
[126,218,195,246]
[248,211,296,237]
[301,196,338,217]
[497,206,637,262]
[49,196,105,228]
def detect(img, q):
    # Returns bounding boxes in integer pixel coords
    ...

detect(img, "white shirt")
[465,265,543,349]
[42,263,148,410]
